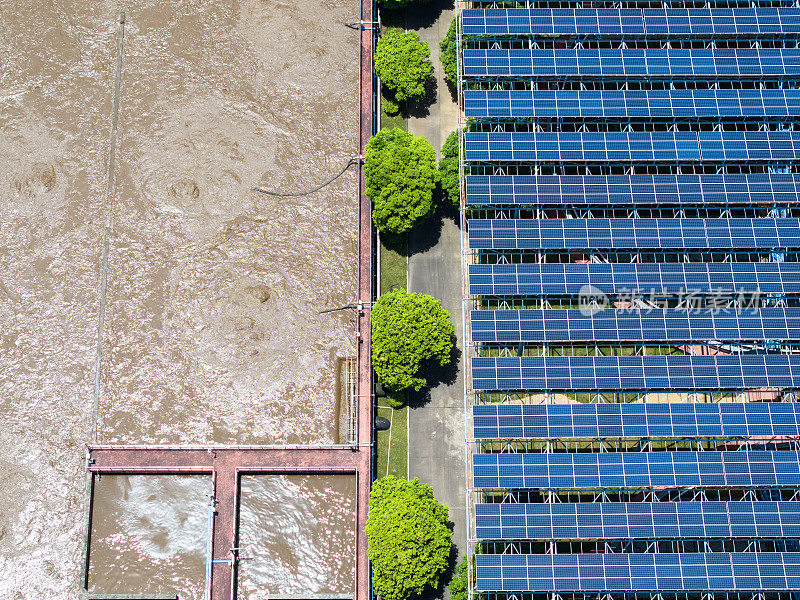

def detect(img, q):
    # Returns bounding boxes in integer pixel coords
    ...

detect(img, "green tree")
[440,16,458,86]
[449,556,469,600]
[371,288,454,391]
[375,29,433,103]
[366,476,452,600]
[439,129,460,208]
[365,128,438,235]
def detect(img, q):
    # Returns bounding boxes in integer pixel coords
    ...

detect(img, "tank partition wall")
[458,3,800,600]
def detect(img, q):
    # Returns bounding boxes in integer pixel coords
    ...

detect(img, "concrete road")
[407,0,460,158]
[404,0,466,590]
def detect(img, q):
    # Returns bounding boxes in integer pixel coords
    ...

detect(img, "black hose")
[252,157,360,198]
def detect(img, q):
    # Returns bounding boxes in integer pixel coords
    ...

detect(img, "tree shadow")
[406,335,461,409]
[380,230,408,256]
[403,75,438,120]
[379,6,406,28]
[406,185,462,256]
[412,539,460,600]
[406,0,453,31]
[443,77,458,102]
[406,188,449,255]
[440,191,461,225]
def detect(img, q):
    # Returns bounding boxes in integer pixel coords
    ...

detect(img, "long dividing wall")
[460,2,800,598]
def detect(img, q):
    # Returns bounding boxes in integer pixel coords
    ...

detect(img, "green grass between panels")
[375,404,409,478]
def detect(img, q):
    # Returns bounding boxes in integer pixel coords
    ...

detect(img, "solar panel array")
[468,218,800,250]
[475,501,800,540]
[473,450,800,489]
[472,308,800,343]
[464,89,800,119]
[465,174,800,206]
[469,262,800,296]
[472,402,800,438]
[475,552,800,592]
[461,7,800,595]
[472,355,800,392]
[465,131,800,163]
[462,8,800,37]
[462,48,800,79]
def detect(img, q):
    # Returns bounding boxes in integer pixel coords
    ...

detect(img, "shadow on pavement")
[408,200,446,255]
[406,335,461,409]
[406,0,452,30]
[405,75,438,119]
[407,190,462,256]
[379,6,406,28]
[443,78,458,102]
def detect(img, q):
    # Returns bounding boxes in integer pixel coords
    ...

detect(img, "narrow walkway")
[405,0,466,583]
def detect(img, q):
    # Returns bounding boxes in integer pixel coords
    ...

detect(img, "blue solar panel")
[464,131,800,162]
[468,262,800,296]
[472,355,800,392]
[461,8,800,37]
[462,48,800,79]
[475,501,800,540]
[468,218,800,250]
[474,552,800,592]
[472,402,800,438]
[464,174,800,206]
[471,308,800,343]
[472,450,800,489]
[463,89,800,119]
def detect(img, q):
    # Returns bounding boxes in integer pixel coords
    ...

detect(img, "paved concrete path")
[405,0,466,591]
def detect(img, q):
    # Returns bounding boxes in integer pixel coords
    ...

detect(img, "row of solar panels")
[473,401,800,437]
[462,9,800,595]
[476,501,800,540]
[465,88,800,119]
[476,552,800,592]
[469,218,800,250]
[463,48,800,79]
[472,355,800,392]
[465,131,800,163]
[462,8,800,37]
[473,450,800,489]
[465,174,800,206]
[469,262,800,296]
[472,308,800,343]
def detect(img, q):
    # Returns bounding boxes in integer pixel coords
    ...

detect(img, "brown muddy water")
[88,475,211,598]
[0,0,359,597]
[238,475,356,597]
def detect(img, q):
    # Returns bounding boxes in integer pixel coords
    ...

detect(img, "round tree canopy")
[371,288,454,392]
[366,476,453,600]
[374,29,433,103]
[365,128,438,235]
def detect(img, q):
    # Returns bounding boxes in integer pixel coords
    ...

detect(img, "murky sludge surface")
[88,475,211,599]
[237,475,356,597]
[0,0,359,596]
